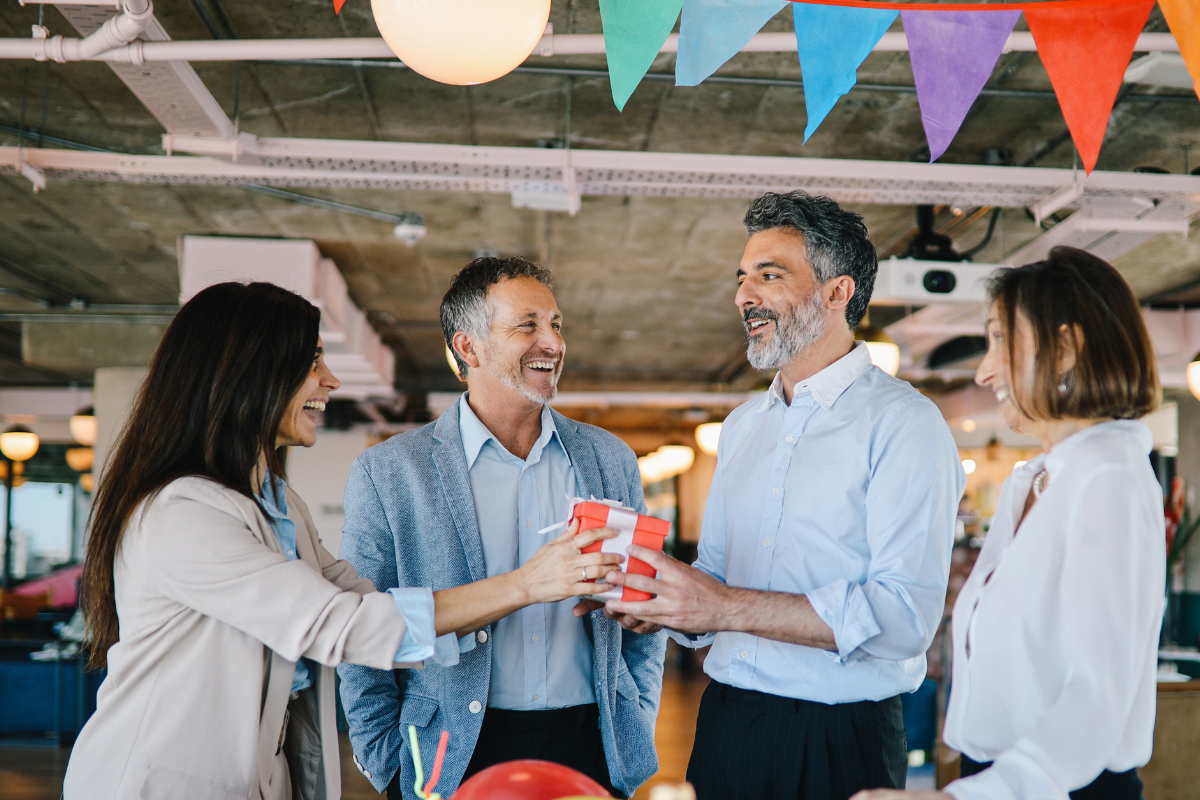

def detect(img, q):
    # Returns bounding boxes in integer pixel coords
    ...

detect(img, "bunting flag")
[1158,0,1200,102]
[333,0,346,13]
[903,10,1020,162]
[1024,0,1155,172]
[600,0,685,110]
[793,3,897,141]
[676,0,789,87]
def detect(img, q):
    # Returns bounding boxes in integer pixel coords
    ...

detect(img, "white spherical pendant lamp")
[371,0,551,85]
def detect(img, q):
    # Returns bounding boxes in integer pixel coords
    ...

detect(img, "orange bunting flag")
[1159,0,1200,102]
[333,0,347,14]
[1024,0,1155,173]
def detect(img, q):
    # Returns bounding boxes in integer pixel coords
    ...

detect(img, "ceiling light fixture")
[0,425,39,463]
[855,315,901,376]
[695,423,722,456]
[1188,353,1200,401]
[69,406,96,446]
[372,0,551,85]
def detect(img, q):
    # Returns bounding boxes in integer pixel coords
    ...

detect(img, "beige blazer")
[63,476,410,800]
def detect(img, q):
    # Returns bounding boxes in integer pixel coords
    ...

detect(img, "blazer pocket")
[400,695,439,728]
[138,764,246,800]
[615,665,639,701]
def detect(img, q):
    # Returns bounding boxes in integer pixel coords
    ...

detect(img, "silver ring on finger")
[581,567,587,581]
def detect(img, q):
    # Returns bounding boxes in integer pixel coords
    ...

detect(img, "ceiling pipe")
[0,30,1182,63]
[6,0,153,62]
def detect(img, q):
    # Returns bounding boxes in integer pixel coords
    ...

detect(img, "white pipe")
[13,0,152,62]
[0,29,1183,63]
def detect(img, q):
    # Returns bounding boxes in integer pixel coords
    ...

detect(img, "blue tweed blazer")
[337,401,667,798]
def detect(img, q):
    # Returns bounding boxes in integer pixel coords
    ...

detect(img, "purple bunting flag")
[902,9,1021,162]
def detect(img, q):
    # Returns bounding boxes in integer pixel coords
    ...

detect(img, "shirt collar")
[259,475,289,521]
[457,393,562,469]
[758,341,873,412]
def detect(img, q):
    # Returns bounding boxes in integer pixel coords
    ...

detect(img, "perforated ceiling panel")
[55,4,234,138]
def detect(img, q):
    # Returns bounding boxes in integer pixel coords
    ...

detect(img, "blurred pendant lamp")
[69,406,96,446]
[370,0,551,85]
[0,425,39,463]
[855,314,901,376]
[1189,354,1200,400]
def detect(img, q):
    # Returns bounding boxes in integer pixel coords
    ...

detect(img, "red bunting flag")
[333,0,346,14]
[1024,0,1154,173]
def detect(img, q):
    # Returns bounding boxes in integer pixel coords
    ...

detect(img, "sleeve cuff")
[668,629,717,649]
[806,578,882,663]
[388,587,450,666]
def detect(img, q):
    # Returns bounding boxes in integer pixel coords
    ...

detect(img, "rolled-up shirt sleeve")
[806,398,964,663]
[387,587,471,667]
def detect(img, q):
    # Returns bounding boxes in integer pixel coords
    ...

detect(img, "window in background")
[0,482,75,580]
[644,477,679,556]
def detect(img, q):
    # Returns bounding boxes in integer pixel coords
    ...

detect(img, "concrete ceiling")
[0,0,1198,392]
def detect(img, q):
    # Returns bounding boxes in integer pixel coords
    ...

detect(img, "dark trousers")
[686,681,907,800]
[960,756,1144,800]
[388,703,618,799]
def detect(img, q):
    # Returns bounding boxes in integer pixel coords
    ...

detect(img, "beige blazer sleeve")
[140,480,405,670]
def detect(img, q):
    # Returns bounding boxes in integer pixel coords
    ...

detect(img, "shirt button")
[785,436,794,443]
[469,700,482,714]
[772,487,780,495]
[531,635,539,642]
[532,694,540,701]
[477,630,488,644]
[741,651,749,659]
[763,540,771,547]
[526,520,532,527]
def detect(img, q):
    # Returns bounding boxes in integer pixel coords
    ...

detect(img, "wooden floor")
[0,669,709,800]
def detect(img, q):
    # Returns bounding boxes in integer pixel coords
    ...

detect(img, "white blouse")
[943,420,1165,800]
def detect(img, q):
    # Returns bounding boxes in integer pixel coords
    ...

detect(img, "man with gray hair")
[338,256,666,800]
[594,192,965,800]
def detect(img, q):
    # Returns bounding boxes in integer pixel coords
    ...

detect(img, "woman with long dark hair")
[64,282,621,800]
[856,247,1164,800]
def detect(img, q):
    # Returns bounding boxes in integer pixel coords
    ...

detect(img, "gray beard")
[494,354,560,405]
[746,290,827,371]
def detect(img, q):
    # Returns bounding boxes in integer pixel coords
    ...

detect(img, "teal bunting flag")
[601,0,685,111]
[676,0,789,87]
[793,3,897,141]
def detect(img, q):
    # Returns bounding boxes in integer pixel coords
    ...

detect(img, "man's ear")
[452,331,483,372]
[825,275,856,311]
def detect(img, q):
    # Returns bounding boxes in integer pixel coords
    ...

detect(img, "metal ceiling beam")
[0,30,1183,62]
[3,138,1199,211]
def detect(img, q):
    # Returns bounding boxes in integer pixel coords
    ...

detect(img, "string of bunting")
[600,0,1199,172]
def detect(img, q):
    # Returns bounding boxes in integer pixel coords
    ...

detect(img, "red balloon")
[452,760,611,800]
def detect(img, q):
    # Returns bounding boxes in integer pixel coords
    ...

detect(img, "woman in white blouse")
[856,245,1164,800]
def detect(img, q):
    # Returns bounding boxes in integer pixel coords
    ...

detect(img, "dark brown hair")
[80,282,321,668]
[989,246,1159,421]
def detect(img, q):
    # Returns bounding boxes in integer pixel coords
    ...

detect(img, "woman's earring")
[1057,377,1068,393]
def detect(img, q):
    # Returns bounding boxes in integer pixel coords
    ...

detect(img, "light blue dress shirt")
[258,477,448,689]
[457,395,597,710]
[675,342,965,704]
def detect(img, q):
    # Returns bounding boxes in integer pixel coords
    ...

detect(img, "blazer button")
[477,630,488,644]
[469,700,483,714]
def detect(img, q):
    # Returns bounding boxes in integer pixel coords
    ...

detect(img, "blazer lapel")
[431,401,488,584]
[553,410,611,501]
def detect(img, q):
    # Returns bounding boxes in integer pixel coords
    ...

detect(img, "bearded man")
[594,192,965,800]
[338,257,666,800]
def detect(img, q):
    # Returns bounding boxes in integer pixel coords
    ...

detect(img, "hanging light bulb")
[69,406,96,446]
[694,422,722,456]
[0,425,39,462]
[65,447,94,473]
[1188,353,1200,400]
[855,314,901,376]
[371,0,551,85]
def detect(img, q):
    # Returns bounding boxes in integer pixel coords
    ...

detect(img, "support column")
[93,367,148,485]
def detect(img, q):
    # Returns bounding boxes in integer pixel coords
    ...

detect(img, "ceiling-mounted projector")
[871,257,1006,305]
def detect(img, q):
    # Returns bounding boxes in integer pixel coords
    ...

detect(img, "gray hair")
[440,256,553,378]
[743,191,877,329]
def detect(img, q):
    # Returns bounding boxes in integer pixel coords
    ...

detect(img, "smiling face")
[275,339,341,449]
[976,304,1037,432]
[735,228,834,370]
[456,276,565,407]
